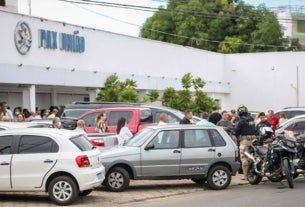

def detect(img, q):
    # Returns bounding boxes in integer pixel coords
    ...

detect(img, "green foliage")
[162,73,217,115]
[141,0,302,53]
[146,90,159,102]
[97,75,138,103]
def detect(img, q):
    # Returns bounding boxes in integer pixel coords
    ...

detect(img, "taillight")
[75,155,90,168]
[90,139,105,147]
[235,150,240,162]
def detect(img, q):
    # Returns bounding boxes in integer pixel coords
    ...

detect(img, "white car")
[0,122,52,131]
[0,128,105,205]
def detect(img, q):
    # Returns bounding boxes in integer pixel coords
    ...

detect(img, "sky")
[18,0,305,37]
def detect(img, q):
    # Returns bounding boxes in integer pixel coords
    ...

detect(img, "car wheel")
[191,178,207,185]
[48,176,79,206]
[207,165,231,190]
[79,189,92,197]
[105,167,130,192]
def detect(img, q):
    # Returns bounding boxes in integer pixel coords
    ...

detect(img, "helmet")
[237,105,248,116]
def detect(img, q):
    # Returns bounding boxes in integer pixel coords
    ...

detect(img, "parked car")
[101,125,240,192]
[275,107,305,119]
[0,128,105,205]
[276,115,305,136]
[60,102,136,118]
[79,107,153,134]
[0,122,52,131]
[28,118,78,130]
[87,133,118,152]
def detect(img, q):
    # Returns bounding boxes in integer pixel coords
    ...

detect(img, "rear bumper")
[231,162,241,175]
[76,165,105,191]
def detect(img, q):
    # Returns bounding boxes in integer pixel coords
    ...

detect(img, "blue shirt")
[196,119,216,127]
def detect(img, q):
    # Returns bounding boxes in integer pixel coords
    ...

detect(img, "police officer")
[235,105,256,180]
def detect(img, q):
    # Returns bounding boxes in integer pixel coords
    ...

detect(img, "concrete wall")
[225,52,305,111]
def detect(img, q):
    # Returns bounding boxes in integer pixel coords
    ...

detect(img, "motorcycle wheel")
[247,168,262,185]
[283,159,294,189]
[267,175,283,182]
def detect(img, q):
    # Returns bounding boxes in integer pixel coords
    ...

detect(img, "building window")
[0,0,5,7]
[297,20,305,33]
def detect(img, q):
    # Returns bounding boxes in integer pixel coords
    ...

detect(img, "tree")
[162,73,217,115]
[146,90,160,102]
[141,0,302,53]
[97,75,138,102]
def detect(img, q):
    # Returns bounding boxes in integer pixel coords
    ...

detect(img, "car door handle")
[44,159,54,163]
[0,162,9,166]
[173,150,181,154]
[208,148,216,152]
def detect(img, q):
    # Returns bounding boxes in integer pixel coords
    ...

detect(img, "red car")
[78,107,153,134]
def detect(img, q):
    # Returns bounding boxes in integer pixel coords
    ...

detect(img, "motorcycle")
[293,134,305,177]
[245,127,297,188]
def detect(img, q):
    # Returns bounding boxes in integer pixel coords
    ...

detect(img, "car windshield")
[61,109,91,118]
[126,128,155,147]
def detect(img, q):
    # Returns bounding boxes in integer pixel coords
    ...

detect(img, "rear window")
[140,110,153,123]
[62,109,91,118]
[108,111,133,126]
[70,135,93,151]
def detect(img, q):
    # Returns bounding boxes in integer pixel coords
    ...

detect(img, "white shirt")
[158,121,167,126]
[74,127,88,139]
[118,126,133,145]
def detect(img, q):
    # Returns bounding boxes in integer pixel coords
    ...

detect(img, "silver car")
[101,125,240,192]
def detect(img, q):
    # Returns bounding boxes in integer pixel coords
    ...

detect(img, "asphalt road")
[123,178,305,207]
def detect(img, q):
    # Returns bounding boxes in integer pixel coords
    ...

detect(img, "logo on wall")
[14,21,32,55]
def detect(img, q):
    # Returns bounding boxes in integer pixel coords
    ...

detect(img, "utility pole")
[28,0,31,16]
[296,66,300,107]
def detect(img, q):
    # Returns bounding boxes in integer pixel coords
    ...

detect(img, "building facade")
[0,10,304,112]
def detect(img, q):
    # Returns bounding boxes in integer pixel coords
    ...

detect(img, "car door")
[0,135,14,190]
[11,135,60,190]
[180,129,215,175]
[141,130,181,177]
[83,112,100,133]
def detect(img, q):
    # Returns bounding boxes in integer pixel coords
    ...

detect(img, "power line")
[63,1,290,49]
[58,0,303,23]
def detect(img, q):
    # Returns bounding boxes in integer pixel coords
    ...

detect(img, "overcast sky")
[18,0,305,37]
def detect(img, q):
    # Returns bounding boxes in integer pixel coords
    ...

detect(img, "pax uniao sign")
[38,29,85,53]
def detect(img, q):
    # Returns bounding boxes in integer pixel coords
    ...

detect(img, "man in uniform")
[235,105,256,180]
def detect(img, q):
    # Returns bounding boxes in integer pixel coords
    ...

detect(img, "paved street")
[0,176,248,207]
[2,176,305,207]
[124,178,305,207]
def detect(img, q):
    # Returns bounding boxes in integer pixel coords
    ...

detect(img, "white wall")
[225,52,305,111]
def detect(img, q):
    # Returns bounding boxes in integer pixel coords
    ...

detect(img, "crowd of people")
[0,101,60,122]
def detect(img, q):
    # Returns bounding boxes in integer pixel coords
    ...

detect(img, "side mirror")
[145,143,155,151]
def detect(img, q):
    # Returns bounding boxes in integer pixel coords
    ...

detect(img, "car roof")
[0,122,51,129]
[146,124,219,130]
[85,106,151,113]
[0,128,80,138]
[276,108,305,112]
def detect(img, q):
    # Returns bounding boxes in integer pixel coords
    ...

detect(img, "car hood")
[100,145,140,159]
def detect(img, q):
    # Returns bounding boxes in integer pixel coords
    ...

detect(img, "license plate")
[96,172,102,179]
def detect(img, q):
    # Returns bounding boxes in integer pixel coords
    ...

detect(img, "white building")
[0,9,304,112]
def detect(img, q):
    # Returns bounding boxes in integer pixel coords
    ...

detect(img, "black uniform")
[235,113,256,138]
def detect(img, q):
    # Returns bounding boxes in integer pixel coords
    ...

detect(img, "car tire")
[206,165,231,190]
[105,167,130,192]
[79,189,92,197]
[48,176,79,206]
[191,178,207,185]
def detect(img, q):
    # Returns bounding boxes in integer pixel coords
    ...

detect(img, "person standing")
[279,112,288,125]
[74,120,88,138]
[235,105,256,180]
[255,112,272,134]
[208,106,222,125]
[158,113,169,125]
[217,111,234,137]
[52,117,62,129]
[196,112,215,127]
[17,113,26,122]
[267,110,279,130]
[0,102,13,121]
[48,108,59,119]
[180,110,193,125]
[95,113,108,133]
[117,117,133,145]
